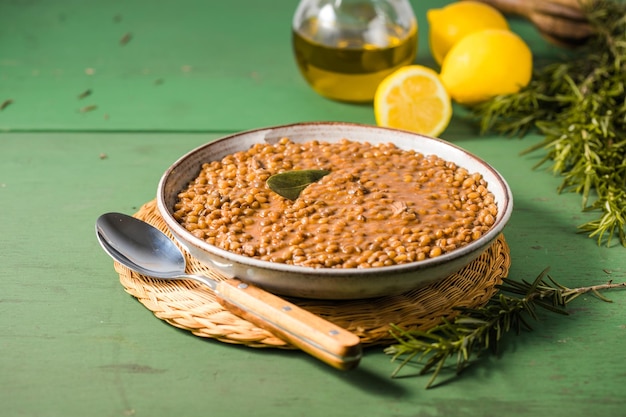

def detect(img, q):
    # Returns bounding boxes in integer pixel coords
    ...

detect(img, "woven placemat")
[114,199,510,348]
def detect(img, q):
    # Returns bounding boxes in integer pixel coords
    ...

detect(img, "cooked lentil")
[173,138,498,268]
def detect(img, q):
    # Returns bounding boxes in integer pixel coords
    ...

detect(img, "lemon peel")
[440,29,532,105]
[427,1,509,66]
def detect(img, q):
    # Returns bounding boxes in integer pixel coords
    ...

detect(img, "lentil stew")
[173,137,498,269]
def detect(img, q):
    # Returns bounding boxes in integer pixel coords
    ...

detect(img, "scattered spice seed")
[0,99,13,111]
[113,13,122,23]
[99,153,108,160]
[120,32,132,46]
[77,89,92,99]
[154,78,164,85]
[80,105,98,113]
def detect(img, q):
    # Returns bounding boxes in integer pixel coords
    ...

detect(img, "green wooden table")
[2,1,624,416]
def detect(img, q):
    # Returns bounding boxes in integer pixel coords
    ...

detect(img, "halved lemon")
[374,65,452,137]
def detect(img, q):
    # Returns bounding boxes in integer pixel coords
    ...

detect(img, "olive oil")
[292,17,417,103]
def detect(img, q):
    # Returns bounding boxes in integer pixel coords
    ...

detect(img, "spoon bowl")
[96,212,213,286]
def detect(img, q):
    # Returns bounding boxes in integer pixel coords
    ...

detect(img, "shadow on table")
[332,349,412,397]
[161,322,412,397]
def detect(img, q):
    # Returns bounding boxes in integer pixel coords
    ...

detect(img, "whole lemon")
[440,29,532,105]
[427,1,509,66]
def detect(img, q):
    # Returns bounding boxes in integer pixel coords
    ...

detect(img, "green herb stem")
[472,0,626,247]
[385,268,626,388]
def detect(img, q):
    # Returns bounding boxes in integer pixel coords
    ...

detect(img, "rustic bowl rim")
[157,121,513,276]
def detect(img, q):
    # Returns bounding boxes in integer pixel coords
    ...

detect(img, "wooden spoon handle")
[215,278,362,370]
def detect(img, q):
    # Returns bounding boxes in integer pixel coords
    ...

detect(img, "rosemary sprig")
[471,0,626,247]
[385,268,626,388]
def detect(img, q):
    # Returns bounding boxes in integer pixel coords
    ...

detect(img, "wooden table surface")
[2,1,625,416]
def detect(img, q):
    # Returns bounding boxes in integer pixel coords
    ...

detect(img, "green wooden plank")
[1,133,624,417]
[0,0,558,132]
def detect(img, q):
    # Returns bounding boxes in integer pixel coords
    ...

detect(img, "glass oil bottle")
[292,0,417,103]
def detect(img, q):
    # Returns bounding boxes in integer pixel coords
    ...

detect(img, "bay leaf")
[266,169,330,201]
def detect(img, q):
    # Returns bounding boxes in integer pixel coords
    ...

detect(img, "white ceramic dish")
[157,122,513,300]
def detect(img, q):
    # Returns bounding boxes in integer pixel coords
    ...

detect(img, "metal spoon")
[95,212,362,370]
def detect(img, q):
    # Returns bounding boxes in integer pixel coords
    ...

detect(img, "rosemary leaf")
[471,0,626,247]
[386,269,625,389]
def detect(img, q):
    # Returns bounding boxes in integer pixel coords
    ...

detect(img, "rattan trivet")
[114,199,510,348]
